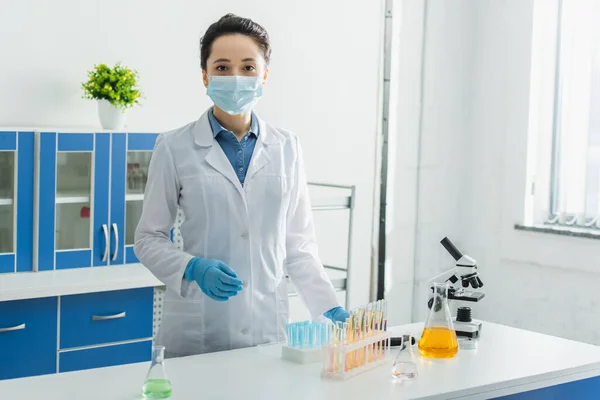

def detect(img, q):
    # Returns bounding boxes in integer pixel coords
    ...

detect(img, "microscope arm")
[440,237,483,289]
[427,237,486,310]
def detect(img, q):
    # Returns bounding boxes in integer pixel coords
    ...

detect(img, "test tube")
[379,311,385,358]
[310,323,317,348]
[383,300,388,327]
[326,345,333,373]
[342,322,349,371]
[298,324,305,349]
[354,316,361,369]
[370,308,376,333]
[383,319,388,357]
[347,314,354,369]
[304,322,310,348]
[339,324,346,372]
[332,323,339,372]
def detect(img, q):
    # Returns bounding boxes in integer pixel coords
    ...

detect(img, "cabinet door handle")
[111,223,119,261]
[92,312,126,321]
[0,323,26,333]
[102,224,109,262]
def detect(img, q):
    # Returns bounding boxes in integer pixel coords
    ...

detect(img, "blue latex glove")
[185,258,243,302]
[323,306,350,323]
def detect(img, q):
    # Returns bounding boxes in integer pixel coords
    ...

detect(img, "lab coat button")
[241,232,249,239]
[241,328,249,335]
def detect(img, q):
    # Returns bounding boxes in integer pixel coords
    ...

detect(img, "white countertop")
[2,322,600,399]
[0,264,163,301]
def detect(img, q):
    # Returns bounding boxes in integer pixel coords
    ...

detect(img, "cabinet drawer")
[59,339,152,373]
[0,297,57,380]
[60,287,153,349]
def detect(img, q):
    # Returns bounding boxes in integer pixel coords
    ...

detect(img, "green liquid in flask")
[142,378,172,399]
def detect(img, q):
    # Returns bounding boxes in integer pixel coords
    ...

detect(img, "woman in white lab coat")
[134,14,349,357]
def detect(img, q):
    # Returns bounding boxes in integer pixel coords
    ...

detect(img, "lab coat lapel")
[245,116,279,181]
[194,110,245,199]
[205,146,245,197]
[245,142,271,181]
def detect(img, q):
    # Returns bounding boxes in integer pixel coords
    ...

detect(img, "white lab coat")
[134,109,339,357]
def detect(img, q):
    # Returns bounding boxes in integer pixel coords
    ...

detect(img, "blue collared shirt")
[208,109,259,185]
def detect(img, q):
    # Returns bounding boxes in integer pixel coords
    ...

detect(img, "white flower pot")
[97,99,126,130]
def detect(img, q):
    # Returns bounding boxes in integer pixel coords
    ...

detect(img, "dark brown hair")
[200,14,271,70]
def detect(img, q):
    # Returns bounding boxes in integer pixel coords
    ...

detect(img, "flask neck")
[432,282,450,298]
[151,346,165,364]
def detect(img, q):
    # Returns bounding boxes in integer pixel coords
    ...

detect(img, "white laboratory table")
[1,322,600,399]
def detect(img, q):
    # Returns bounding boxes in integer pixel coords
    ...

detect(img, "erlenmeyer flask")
[142,345,172,399]
[418,282,458,358]
[391,335,418,380]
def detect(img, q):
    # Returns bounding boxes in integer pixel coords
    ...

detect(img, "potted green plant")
[82,63,142,130]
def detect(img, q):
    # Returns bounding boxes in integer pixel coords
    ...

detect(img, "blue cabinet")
[60,287,153,349]
[0,131,34,274]
[0,297,57,380]
[59,340,152,373]
[36,132,102,270]
[111,133,158,265]
[0,287,155,381]
[0,128,160,380]
[35,132,158,271]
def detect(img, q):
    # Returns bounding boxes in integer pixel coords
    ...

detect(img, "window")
[549,0,600,226]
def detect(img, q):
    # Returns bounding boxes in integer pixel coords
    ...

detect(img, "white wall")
[0,0,385,309]
[388,0,600,345]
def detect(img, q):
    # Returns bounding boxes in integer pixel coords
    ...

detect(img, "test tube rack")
[282,320,330,364]
[322,330,392,380]
[281,345,324,364]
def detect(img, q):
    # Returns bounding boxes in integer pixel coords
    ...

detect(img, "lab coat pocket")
[159,292,205,356]
[248,174,285,211]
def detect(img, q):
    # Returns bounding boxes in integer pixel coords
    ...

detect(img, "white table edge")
[0,264,164,301]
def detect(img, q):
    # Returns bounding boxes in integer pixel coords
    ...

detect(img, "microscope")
[427,237,485,339]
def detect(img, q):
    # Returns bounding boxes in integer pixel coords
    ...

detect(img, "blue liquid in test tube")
[315,323,322,347]
[310,323,317,348]
[290,323,297,348]
[304,322,309,348]
[298,325,305,349]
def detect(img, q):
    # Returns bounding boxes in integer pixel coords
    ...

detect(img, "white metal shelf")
[311,196,352,211]
[0,198,13,206]
[307,182,355,309]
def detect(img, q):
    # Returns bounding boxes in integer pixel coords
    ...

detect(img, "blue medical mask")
[206,75,263,115]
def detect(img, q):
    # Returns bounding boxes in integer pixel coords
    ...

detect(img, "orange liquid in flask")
[418,326,458,358]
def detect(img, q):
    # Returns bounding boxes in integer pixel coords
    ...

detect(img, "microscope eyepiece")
[440,237,463,261]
